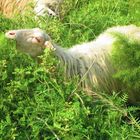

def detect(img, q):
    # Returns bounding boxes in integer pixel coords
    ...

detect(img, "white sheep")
[34,0,63,16]
[5,25,140,104]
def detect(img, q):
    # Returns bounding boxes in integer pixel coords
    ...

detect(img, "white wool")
[34,0,63,16]
[53,33,117,91]
[53,25,140,93]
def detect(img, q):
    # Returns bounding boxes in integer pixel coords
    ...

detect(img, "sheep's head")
[5,28,55,57]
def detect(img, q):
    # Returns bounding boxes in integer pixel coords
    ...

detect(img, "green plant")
[0,0,140,139]
[111,33,140,104]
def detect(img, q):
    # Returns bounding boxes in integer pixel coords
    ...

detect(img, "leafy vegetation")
[0,0,140,139]
[111,34,140,100]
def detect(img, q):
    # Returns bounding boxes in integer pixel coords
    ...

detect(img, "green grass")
[0,0,140,139]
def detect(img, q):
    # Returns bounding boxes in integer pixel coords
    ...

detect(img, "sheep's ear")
[5,30,17,39]
[44,41,56,50]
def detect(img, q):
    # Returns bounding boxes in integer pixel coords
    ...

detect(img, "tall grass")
[0,0,32,18]
[0,0,140,139]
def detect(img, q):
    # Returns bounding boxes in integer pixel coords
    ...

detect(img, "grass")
[0,0,140,139]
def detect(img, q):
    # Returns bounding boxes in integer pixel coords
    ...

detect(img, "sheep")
[0,0,63,18]
[5,25,140,104]
[34,0,63,17]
